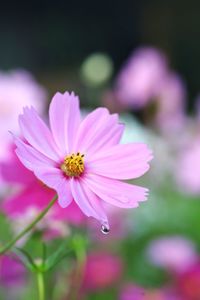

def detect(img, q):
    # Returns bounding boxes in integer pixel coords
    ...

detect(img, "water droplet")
[101,223,110,235]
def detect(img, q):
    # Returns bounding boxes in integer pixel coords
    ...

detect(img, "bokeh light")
[80,53,113,87]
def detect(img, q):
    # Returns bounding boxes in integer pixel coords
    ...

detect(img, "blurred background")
[1,1,200,299]
[1,0,200,107]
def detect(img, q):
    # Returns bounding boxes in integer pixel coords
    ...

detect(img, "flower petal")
[19,106,61,160]
[70,178,108,222]
[73,108,123,155]
[49,92,81,154]
[83,173,148,208]
[35,168,73,208]
[81,179,108,223]
[14,136,55,172]
[87,143,153,180]
[86,120,124,156]
[73,108,108,152]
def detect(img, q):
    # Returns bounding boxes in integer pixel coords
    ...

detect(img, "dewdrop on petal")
[101,222,110,235]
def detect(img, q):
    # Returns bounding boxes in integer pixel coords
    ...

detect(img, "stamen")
[60,152,85,177]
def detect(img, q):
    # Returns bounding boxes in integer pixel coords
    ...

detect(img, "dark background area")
[0,0,200,108]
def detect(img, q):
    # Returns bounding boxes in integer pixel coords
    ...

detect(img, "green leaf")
[43,241,72,272]
[12,247,38,272]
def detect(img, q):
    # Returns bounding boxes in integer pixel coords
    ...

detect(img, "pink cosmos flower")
[147,236,198,273]
[14,91,152,229]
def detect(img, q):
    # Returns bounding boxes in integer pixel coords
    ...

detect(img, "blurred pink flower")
[177,261,200,300]
[0,70,47,161]
[155,73,186,134]
[119,284,146,300]
[147,236,198,273]
[115,47,168,108]
[119,284,181,300]
[114,47,186,134]
[14,91,152,228]
[176,140,200,195]
[0,255,26,287]
[82,252,123,290]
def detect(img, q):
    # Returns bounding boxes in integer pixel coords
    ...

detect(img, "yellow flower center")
[60,152,84,177]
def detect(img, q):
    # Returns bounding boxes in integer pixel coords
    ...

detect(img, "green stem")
[0,195,58,255]
[37,272,45,300]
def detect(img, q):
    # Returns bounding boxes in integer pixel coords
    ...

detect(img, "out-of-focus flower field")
[0,46,200,300]
[1,2,200,298]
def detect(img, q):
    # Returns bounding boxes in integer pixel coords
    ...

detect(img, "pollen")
[60,152,85,177]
